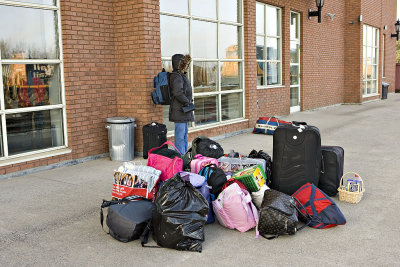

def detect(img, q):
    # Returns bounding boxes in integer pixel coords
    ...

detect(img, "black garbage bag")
[152,173,209,252]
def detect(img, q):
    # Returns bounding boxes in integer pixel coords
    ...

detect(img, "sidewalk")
[1,94,400,266]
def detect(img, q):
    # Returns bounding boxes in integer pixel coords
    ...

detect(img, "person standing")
[169,54,194,155]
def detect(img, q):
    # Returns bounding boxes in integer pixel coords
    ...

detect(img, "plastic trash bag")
[152,173,209,252]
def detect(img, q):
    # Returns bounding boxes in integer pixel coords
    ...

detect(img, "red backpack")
[292,183,346,229]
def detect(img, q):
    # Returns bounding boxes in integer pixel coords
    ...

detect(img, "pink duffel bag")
[212,183,259,233]
[147,141,183,181]
[190,154,219,174]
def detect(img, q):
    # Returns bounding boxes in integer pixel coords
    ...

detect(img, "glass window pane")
[221,62,240,91]
[6,109,64,155]
[290,42,300,63]
[0,6,58,59]
[367,80,372,94]
[290,65,300,85]
[221,93,243,121]
[366,64,372,79]
[193,61,218,93]
[266,6,279,36]
[257,62,265,86]
[8,0,55,4]
[162,106,175,132]
[266,38,279,60]
[256,36,264,60]
[160,0,188,15]
[160,15,189,58]
[291,13,299,40]
[290,86,299,107]
[367,26,373,46]
[256,3,264,35]
[161,61,173,72]
[3,64,61,109]
[219,0,239,22]
[192,0,216,19]
[192,20,217,59]
[267,62,280,85]
[194,95,218,125]
[220,25,239,59]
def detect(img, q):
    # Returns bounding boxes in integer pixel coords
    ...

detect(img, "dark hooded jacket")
[169,54,194,123]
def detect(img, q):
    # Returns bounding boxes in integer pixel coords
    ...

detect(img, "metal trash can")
[382,82,389,100]
[106,117,136,161]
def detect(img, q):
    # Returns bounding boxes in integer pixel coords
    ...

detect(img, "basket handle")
[339,172,363,192]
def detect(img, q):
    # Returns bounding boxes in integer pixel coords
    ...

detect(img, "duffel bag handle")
[267,116,279,126]
[147,141,182,157]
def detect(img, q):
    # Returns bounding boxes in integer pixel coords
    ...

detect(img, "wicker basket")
[338,172,364,204]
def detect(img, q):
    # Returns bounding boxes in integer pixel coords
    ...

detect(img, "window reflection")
[194,95,218,125]
[192,20,217,59]
[222,93,242,121]
[6,109,64,155]
[192,0,216,19]
[193,61,217,93]
[221,62,240,91]
[219,25,239,59]
[219,0,239,22]
[160,15,189,57]
[257,62,264,86]
[160,0,188,15]
[2,64,61,109]
[10,0,55,5]
[0,5,58,59]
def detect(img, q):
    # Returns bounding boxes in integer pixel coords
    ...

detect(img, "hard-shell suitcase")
[271,123,321,195]
[142,122,167,159]
[319,146,344,197]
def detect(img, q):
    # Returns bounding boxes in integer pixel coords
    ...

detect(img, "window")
[160,0,244,131]
[256,3,282,87]
[0,0,66,158]
[363,25,379,96]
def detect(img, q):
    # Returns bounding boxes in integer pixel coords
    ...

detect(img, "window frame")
[362,24,379,97]
[160,0,246,132]
[256,2,282,89]
[0,0,68,160]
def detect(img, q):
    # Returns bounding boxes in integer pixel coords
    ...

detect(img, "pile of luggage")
[100,120,351,252]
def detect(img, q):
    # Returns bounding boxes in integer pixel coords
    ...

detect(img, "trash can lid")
[382,82,390,86]
[106,117,135,124]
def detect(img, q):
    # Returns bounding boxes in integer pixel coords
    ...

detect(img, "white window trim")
[0,0,68,161]
[160,0,245,132]
[362,24,379,96]
[256,3,282,89]
[290,11,301,113]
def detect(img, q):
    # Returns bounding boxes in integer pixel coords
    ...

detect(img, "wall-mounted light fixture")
[391,19,400,41]
[309,0,324,23]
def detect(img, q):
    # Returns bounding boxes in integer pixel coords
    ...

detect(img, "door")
[290,12,300,113]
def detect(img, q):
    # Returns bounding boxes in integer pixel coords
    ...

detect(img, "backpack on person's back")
[151,69,171,105]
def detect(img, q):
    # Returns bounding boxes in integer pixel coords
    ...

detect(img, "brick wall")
[113,0,163,153]
[1,0,397,176]
[381,0,397,93]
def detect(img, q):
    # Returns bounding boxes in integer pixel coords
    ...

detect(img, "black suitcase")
[142,122,167,159]
[271,123,322,195]
[319,146,344,197]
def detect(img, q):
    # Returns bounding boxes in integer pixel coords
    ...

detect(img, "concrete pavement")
[1,94,400,266]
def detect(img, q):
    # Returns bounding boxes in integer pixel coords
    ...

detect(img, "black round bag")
[196,138,224,159]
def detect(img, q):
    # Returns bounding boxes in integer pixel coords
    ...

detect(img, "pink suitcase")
[190,154,218,174]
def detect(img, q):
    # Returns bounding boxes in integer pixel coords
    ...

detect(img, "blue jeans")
[174,122,188,156]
